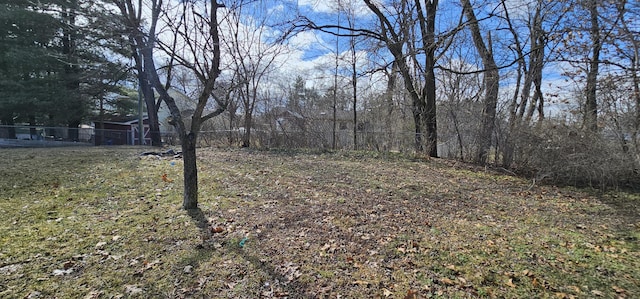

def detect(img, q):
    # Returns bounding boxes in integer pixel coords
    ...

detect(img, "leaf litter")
[0,147,638,298]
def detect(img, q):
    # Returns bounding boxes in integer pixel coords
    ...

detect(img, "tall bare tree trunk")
[524,17,546,122]
[585,0,601,131]
[461,0,499,164]
[145,87,162,146]
[242,111,252,148]
[424,61,437,157]
[121,0,163,147]
[416,0,438,157]
[351,38,358,150]
[363,0,438,156]
[633,45,640,153]
[135,64,162,146]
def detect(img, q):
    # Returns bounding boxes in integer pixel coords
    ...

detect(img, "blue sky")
[204,0,597,116]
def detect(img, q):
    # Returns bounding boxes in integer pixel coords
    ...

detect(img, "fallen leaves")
[161,173,173,183]
[612,285,626,294]
[83,290,103,299]
[440,277,455,285]
[0,263,23,275]
[211,226,224,233]
[320,241,339,254]
[404,289,419,299]
[52,260,76,276]
[3,148,639,299]
[591,289,604,296]
[352,280,370,286]
[131,257,162,277]
[278,262,302,282]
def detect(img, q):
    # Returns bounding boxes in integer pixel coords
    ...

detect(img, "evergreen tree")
[0,1,61,137]
[0,0,129,139]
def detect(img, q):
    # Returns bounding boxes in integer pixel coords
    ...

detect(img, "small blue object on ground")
[239,237,248,248]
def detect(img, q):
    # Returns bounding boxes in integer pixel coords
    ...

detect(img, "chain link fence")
[168,129,426,153]
[1,124,433,153]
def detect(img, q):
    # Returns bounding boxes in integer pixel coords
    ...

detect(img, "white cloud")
[297,0,340,14]
[288,31,329,51]
[134,0,387,103]
[499,0,531,18]
[295,0,373,17]
[267,3,285,14]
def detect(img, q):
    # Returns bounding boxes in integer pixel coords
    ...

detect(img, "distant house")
[271,107,306,133]
[158,90,202,131]
[92,116,150,145]
[264,106,363,148]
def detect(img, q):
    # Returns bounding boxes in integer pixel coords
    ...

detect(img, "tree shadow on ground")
[184,207,310,297]
[187,208,209,230]
[230,246,310,298]
[596,194,640,227]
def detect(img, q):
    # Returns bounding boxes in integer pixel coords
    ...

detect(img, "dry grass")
[0,147,638,298]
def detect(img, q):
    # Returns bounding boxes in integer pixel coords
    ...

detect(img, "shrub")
[509,122,639,189]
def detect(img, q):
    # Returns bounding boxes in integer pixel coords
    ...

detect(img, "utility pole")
[332,2,340,150]
[138,82,144,145]
[348,4,357,150]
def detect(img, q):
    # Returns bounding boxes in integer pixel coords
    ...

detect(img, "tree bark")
[118,0,163,147]
[424,64,438,157]
[461,0,499,164]
[142,71,162,146]
[585,0,601,132]
[352,39,358,151]
[417,0,438,157]
[182,132,198,210]
[524,17,546,122]
[242,112,252,148]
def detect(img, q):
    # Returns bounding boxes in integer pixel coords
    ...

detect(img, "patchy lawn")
[0,147,638,298]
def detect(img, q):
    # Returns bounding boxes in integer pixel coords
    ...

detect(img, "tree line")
[296,0,639,188]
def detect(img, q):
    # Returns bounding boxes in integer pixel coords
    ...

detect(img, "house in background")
[92,116,150,145]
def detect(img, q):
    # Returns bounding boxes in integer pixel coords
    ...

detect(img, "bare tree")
[584,0,602,131]
[363,0,439,156]
[294,0,441,156]
[460,0,499,164]
[116,0,228,209]
[613,1,640,154]
[558,0,622,132]
[113,0,163,146]
[222,1,284,148]
[438,45,483,161]
[596,1,640,166]
[339,2,360,150]
[507,0,557,122]
[332,9,340,150]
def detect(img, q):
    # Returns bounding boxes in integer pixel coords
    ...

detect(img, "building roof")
[94,115,149,125]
